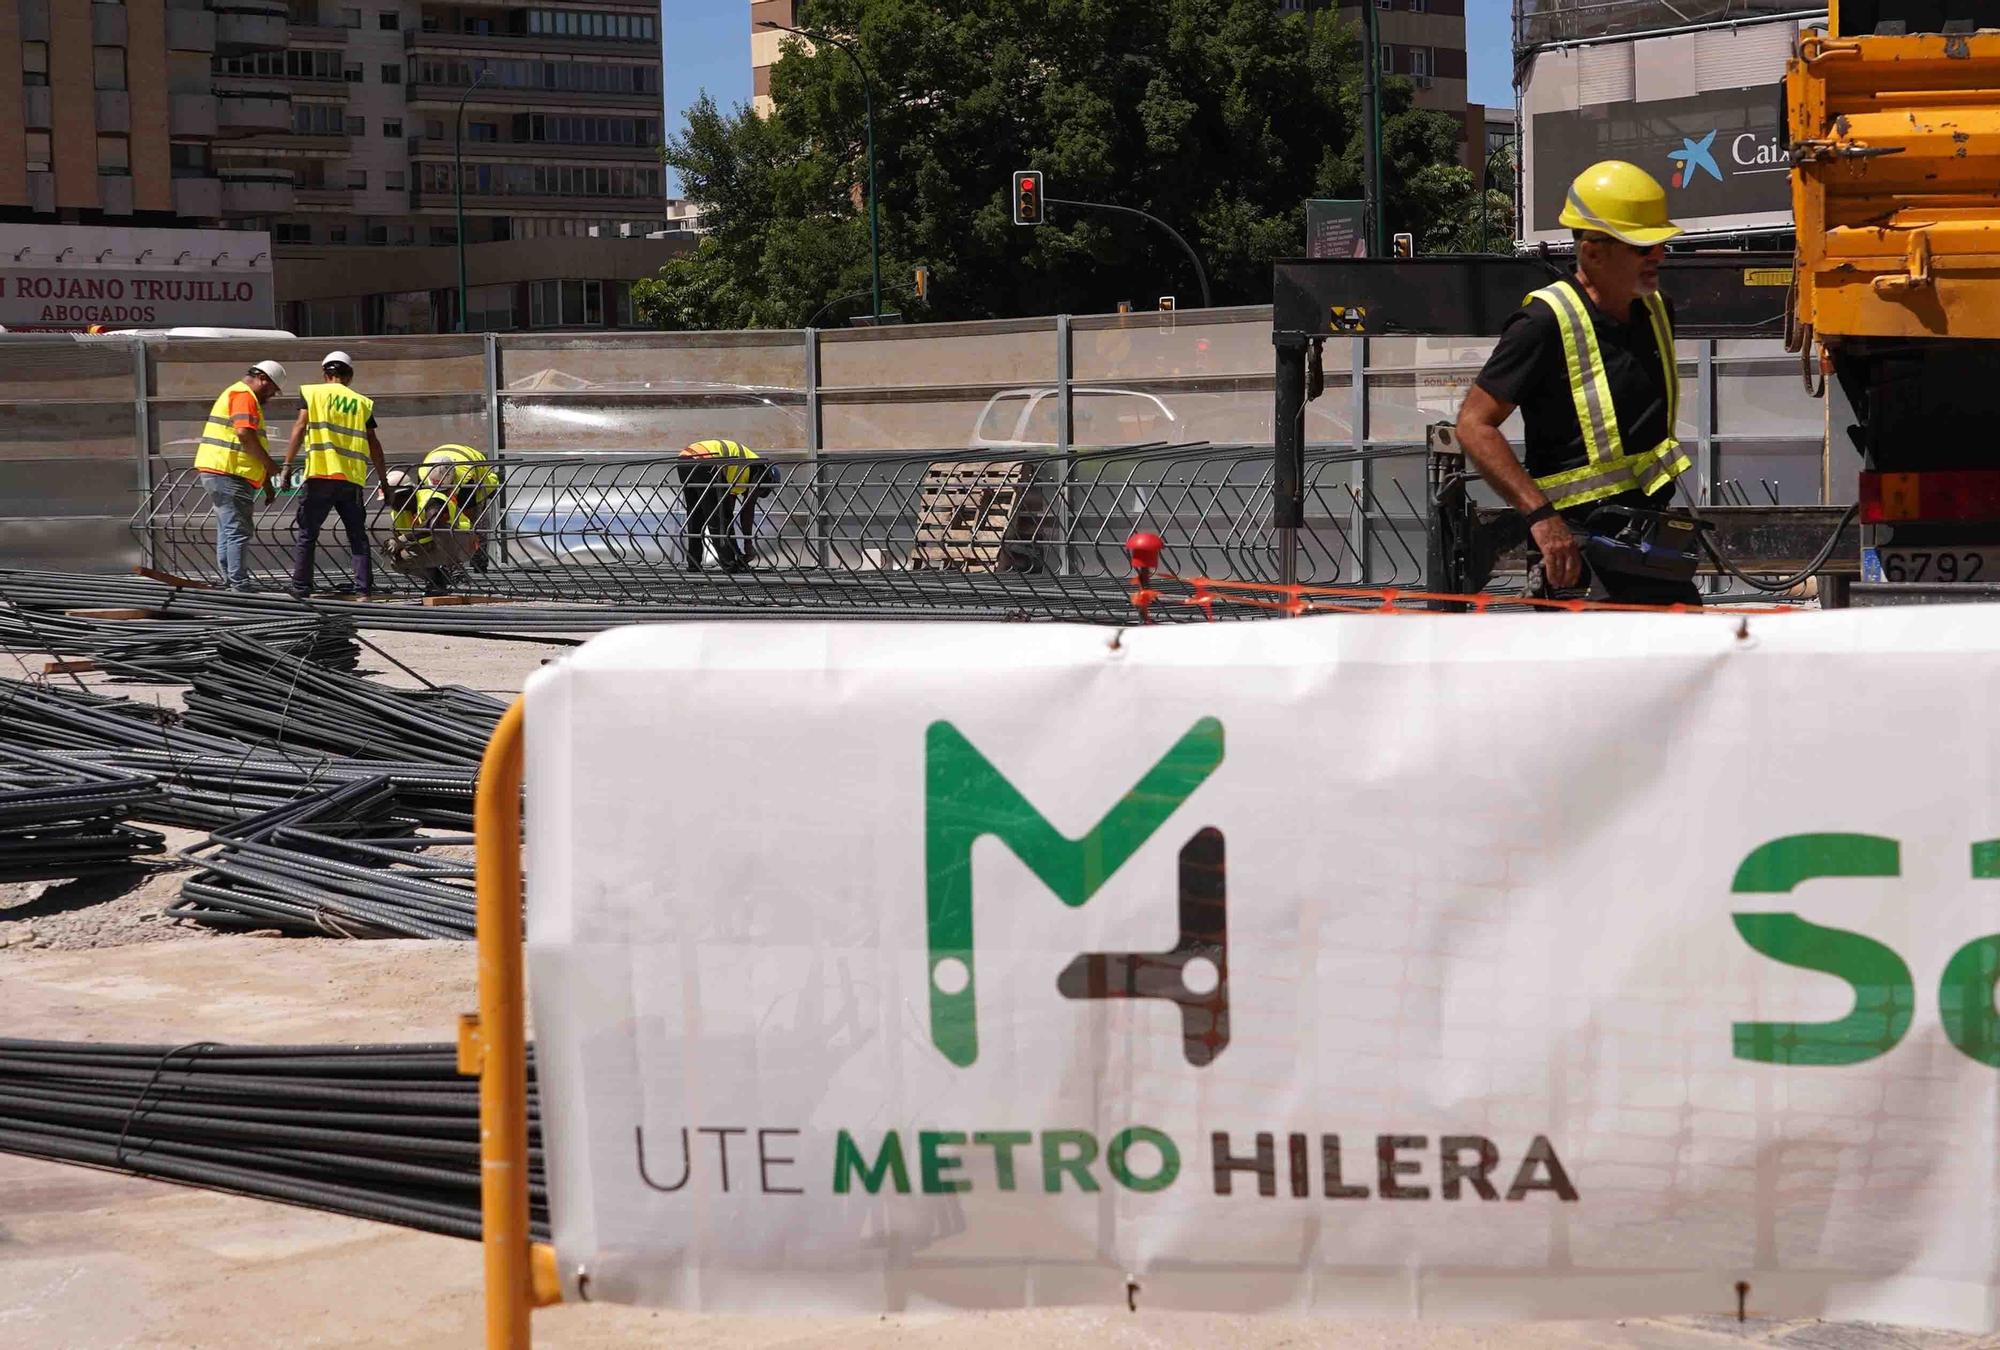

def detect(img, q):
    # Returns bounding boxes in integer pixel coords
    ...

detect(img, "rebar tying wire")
[114,1040,220,1171]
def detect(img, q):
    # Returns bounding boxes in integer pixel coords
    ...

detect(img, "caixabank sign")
[525,616,2000,1329]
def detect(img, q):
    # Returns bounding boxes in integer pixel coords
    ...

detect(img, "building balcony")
[277,134,354,157]
[95,91,130,134]
[173,176,224,220]
[220,170,295,215]
[167,6,217,51]
[409,188,662,213]
[406,137,658,163]
[404,27,657,57]
[214,3,289,54]
[171,94,218,137]
[28,172,55,215]
[406,82,658,111]
[283,74,352,97]
[290,23,350,44]
[98,175,134,216]
[216,90,292,134]
[294,186,355,208]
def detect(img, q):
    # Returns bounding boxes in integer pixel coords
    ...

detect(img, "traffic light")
[1393,232,1414,259]
[914,265,930,300]
[1158,295,1175,313]
[1012,170,1044,226]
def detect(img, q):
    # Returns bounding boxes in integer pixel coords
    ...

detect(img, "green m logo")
[925,717,1227,1069]
[1732,832,2000,1066]
[331,394,361,417]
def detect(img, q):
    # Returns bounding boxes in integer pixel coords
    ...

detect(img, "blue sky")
[661,2,1517,196]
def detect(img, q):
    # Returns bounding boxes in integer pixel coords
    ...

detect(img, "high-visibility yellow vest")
[193,381,269,488]
[1527,280,1691,511]
[300,382,375,485]
[420,443,497,508]
[412,489,474,533]
[679,438,760,494]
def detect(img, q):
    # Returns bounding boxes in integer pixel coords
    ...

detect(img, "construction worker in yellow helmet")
[1455,160,1698,605]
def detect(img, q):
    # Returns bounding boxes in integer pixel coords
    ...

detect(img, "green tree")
[637,0,1476,329]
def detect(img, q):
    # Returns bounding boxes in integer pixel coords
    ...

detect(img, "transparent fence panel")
[0,339,135,401]
[0,402,134,461]
[1071,307,1270,382]
[818,320,1058,390]
[1715,358,1824,440]
[146,336,489,398]
[496,332,807,393]
[500,396,808,455]
[148,394,490,471]
[1713,440,1825,507]
[822,395,1010,452]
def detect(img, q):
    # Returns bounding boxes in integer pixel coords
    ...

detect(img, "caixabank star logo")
[923,717,1229,1069]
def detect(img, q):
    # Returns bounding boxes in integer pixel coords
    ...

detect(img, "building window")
[345,114,365,134]
[348,169,367,189]
[367,223,388,244]
[377,10,398,28]
[329,224,348,243]
[430,226,457,246]
[25,132,51,173]
[169,141,208,177]
[343,62,362,82]
[96,135,130,175]
[1411,0,1426,9]
[385,169,404,189]
[1379,44,1393,74]
[380,63,401,83]
[296,104,346,135]
[93,46,127,91]
[23,42,49,88]
[468,121,497,142]
[1410,47,1429,82]
[383,118,401,137]
[273,222,312,244]
[339,6,359,24]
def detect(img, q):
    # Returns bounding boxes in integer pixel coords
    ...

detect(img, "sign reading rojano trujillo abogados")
[1,268,273,328]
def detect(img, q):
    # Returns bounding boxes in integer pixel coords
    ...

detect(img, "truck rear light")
[1859,470,2000,523]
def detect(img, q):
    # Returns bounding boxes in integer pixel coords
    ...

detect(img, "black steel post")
[1273,337,1308,585]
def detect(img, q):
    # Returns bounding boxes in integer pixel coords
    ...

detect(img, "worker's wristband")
[1522,502,1558,528]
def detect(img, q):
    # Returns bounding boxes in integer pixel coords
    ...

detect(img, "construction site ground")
[0,629,1982,1350]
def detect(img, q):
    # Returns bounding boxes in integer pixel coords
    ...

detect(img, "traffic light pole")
[1046,197,1212,308]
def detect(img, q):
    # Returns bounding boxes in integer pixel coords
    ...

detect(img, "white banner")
[525,611,2000,1328]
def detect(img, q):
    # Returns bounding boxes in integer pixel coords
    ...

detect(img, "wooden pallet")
[908,460,1046,573]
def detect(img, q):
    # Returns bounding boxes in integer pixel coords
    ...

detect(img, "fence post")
[1351,336,1369,585]
[806,327,828,569]
[1696,338,1715,592]
[1273,334,1308,586]
[486,332,509,568]
[1056,314,1073,577]
[132,338,154,570]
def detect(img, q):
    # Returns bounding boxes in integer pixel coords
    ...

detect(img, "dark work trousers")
[292,478,374,595]
[678,461,742,571]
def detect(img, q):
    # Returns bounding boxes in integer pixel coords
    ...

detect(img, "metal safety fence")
[135,444,1434,623]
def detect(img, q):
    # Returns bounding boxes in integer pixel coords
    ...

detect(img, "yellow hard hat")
[1558,160,1682,247]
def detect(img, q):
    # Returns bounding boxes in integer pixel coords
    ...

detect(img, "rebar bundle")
[0,745,163,882]
[168,778,476,940]
[0,1039,544,1242]
[0,675,478,832]
[0,597,359,679]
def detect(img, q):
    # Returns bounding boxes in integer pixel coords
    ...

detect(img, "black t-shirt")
[1474,278,1676,481]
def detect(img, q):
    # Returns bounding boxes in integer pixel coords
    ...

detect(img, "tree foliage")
[636,0,1483,330]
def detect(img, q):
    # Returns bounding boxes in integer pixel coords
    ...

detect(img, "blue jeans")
[203,472,257,590]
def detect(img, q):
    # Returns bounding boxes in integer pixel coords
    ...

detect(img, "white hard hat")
[249,359,286,390]
[321,350,354,370]
[386,468,414,489]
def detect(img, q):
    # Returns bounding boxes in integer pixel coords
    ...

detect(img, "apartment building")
[1,0,677,332]
[749,0,792,118]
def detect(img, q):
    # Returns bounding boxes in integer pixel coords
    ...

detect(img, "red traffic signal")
[1012,170,1044,226]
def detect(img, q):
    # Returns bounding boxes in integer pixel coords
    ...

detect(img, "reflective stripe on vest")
[680,438,759,492]
[1527,281,1691,511]
[300,383,374,485]
[193,381,268,488]
[412,488,473,534]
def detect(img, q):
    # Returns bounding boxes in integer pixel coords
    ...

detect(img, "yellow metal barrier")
[467,698,561,1348]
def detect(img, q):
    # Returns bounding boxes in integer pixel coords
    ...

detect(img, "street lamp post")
[454,65,491,334]
[759,20,880,322]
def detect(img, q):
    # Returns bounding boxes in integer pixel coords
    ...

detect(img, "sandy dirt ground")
[0,630,1987,1349]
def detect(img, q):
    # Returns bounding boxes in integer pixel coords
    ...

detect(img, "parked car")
[970,386,1186,450]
